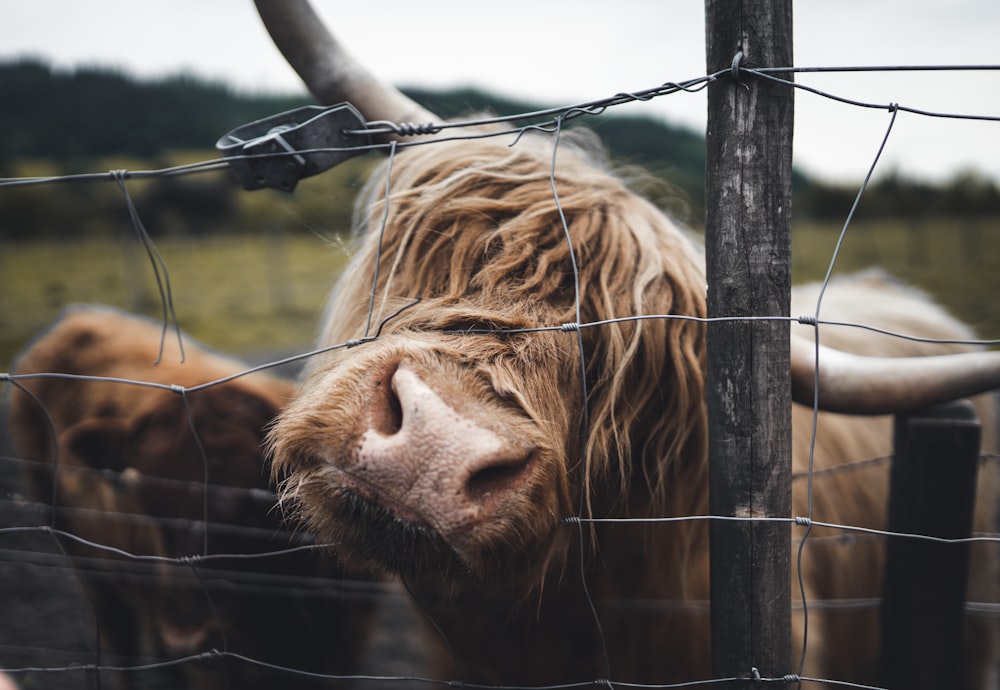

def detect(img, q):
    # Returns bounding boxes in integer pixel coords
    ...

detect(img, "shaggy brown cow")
[269,136,1000,686]
[7,306,376,689]
[257,1,1000,686]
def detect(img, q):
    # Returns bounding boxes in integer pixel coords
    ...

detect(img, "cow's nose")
[353,364,534,534]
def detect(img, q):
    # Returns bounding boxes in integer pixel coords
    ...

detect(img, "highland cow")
[8,306,375,689]
[257,1,1000,686]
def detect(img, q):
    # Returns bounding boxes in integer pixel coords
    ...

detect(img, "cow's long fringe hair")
[316,130,709,522]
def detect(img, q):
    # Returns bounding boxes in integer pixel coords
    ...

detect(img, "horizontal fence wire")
[1,62,999,690]
[2,64,999,191]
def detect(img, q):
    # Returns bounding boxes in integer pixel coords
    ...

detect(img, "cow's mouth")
[283,451,560,589]
[335,467,434,530]
[326,473,473,581]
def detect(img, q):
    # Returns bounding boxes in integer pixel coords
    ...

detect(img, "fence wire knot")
[395,122,442,137]
[169,384,186,395]
[560,322,581,332]
[794,516,812,527]
[365,120,442,137]
[796,315,818,327]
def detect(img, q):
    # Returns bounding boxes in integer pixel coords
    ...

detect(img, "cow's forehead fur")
[307,133,710,518]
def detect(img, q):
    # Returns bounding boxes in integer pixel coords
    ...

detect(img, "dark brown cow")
[8,306,376,689]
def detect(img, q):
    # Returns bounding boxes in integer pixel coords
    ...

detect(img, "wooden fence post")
[881,399,981,689]
[704,1,794,687]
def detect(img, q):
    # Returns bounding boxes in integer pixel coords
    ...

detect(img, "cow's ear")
[185,385,283,457]
[62,418,129,473]
[197,384,283,435]
[187,386,283,482]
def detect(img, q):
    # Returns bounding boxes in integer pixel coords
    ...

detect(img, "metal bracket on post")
[216,103,372,193]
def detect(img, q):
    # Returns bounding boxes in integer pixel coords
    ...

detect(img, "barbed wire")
[1,61,999,690]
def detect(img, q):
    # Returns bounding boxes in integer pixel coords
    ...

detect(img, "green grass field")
[789,216,999,339]
[1,216,997,372]
[0,232,351,369]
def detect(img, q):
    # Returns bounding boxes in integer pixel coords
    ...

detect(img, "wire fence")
[1,59,999,689]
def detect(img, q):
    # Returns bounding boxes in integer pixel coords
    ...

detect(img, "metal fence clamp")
[216,103,371,193]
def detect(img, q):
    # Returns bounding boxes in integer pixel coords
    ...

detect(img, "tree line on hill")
[1,59,998,240]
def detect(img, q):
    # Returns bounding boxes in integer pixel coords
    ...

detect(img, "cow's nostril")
[370,369,404,436]
[466,454,532,500]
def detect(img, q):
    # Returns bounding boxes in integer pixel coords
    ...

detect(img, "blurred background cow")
[7,307,377,689]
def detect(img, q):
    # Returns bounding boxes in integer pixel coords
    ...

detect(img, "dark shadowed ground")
[0,452,105,690]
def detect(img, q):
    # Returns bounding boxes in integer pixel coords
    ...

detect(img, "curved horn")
[790,334,1000,415]
[254,0,437,129]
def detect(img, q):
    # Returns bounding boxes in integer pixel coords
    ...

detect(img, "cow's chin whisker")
[338,488,470,579]
[279,463,468,579]
[332,466,437,531]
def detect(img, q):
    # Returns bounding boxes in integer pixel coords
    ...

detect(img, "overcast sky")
[2,0,999,184]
